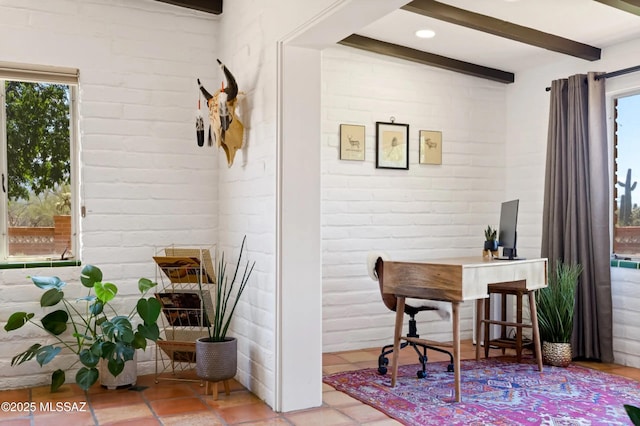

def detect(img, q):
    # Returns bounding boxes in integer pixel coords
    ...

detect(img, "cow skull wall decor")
[197,59,244,167]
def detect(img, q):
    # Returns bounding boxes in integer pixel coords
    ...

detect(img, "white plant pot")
[100,352,137,389]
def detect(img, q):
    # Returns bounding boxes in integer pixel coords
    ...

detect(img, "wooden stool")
[477,281,543,371]
[205,380,231,400]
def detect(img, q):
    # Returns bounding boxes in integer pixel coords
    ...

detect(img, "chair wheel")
[447,364,454,372]
[378,356,389,367]
[417,370,426,379]
[378,366,388,375]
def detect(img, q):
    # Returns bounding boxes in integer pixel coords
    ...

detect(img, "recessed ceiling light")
[415,29,436,39]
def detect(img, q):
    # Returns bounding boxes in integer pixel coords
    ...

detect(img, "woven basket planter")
[196,337,237,382]
[542,341,572,367]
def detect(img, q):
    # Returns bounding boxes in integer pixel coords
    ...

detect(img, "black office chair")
[373,256,454,378]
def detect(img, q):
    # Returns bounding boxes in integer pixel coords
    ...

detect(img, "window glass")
[613,93,640,256]
[1,80,75,260]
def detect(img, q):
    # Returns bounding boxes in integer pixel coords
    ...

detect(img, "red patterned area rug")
[323,358,640,425]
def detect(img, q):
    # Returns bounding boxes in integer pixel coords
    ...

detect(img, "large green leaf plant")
[4,265,161,391]
[536,261,583,343]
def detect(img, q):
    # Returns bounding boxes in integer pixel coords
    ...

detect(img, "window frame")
[0,62,80,263]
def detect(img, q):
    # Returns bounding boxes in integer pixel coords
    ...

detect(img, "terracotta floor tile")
[159,411,224,426]
[285,407,357,426]
[0,419,31,426]
[204,390,262,409]
[101,417,161,426]
[339,404,389,423]
[141,383,197,401]
[88,390,145,409]
[322,353,350,366]
[239,418,293,426]
[322,390,361,407]
[93,403,153,424]
[149,397,208,417]
[33,411,96,426]
[217,402,278,424]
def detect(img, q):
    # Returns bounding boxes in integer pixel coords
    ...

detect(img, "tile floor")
[0,340,638,425]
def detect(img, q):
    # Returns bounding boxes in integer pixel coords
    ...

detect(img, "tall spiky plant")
[203,236,255,342]
[536,261,582,343]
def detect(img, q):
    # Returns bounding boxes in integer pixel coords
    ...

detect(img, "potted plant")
[484,225,498,251]
[4,265,161,391]
[195,236,255,387]
[535,260,582,367]
[625,404,640,426]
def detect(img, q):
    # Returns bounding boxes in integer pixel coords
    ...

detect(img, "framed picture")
[375,121,409,169]
[339,124,365,161]
[419,130,442,165]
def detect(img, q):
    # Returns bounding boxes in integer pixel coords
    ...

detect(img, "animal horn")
[217,59,238,101]
[197,78,213,101]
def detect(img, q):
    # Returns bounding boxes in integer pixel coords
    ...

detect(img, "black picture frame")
[375,121,409,169]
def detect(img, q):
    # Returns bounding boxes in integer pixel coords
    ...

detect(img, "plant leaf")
[41,310,68,335]
[80,265,102,288]
[79,348,100,368]
[624,405,640,426]
[132,331,147,350]
[10,343,42,366]
[136,323,160,343]
[40,288,64,307]
[102,316,134,343]
[76,367,99,391]
[94,282,117,304]
[90,301,104,315]
[51,369,65,392]
[138,277,157,294]
[136,297,161,324]
[36,345,61,366]
[107,357,124,377]
[4,312,34,331]
[31,275,66,290]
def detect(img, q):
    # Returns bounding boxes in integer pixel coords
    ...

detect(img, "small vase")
[542,341,572,367]
[484,240,498,251]
[196,337,237,382]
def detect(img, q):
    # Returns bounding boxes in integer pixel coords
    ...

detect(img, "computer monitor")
[498,199,519,260]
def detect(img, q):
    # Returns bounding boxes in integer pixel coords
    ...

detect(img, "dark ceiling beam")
[593,0,640,16]
[402,0,601,61]
[339,34,514,84]
[153,0,222,15]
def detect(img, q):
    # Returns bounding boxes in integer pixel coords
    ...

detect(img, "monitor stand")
[494,248,525,261]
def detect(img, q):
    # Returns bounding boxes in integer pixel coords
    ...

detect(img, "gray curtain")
[541,72,613,362]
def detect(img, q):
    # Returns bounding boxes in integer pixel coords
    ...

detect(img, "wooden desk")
[382,257,547,402]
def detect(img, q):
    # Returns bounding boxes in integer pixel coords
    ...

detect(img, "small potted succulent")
[4,265,161,391]
[484,225,498,251]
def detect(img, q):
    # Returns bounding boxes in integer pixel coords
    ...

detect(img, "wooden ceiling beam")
[339,34,514,84]
[402,0,601,61]
[593,0,640,16]
[153,0,222,15]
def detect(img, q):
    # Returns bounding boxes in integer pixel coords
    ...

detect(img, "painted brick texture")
[321,46,508,353]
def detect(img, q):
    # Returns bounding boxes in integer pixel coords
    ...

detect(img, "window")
[0,62,78,261]
[613,92,640,256]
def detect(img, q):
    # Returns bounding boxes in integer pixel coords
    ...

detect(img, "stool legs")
[480,287,542,371]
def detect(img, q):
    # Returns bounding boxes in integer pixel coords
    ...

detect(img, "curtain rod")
[544,64,640,91]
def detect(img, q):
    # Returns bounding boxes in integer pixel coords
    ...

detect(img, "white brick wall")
[321,46,508,352]
[0,0,219,389]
